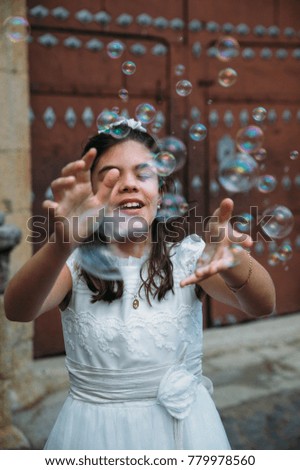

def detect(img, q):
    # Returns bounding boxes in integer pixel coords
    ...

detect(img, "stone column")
[0,0,33,449]
[0,213,29,448]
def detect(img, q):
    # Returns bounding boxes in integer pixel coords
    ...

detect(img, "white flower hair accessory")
[97,117,147,134]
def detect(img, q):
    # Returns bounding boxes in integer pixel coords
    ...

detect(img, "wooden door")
[27,0,300,356]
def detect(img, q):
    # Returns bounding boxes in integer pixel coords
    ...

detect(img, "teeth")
[120,202,142,209]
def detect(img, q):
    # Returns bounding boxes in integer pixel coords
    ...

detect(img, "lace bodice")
[61,235,205,370]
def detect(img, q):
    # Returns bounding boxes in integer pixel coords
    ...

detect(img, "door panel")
[27,0,300,355]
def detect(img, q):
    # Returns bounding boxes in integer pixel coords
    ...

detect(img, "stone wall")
[0,0,33,449]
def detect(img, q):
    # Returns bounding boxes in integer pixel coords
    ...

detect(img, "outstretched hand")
[43,148,120,246]
[180,198,253,287]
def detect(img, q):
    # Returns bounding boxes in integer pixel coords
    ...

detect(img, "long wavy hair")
[67,128,203,306]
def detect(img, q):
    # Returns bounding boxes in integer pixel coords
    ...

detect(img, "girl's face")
[91,140,161,229]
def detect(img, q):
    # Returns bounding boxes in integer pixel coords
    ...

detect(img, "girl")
[4,119,275,450]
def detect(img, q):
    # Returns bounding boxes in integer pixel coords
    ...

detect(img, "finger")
[218,198,234,223]
[103,168,120,189]
[51,176,76,201]
[95,168,120,205]
[231,229,253,248]
[61,160,86,177]
[62,149,97,183]
[180,273,200,287]
[42,200,59,211]
[82,147,97,171]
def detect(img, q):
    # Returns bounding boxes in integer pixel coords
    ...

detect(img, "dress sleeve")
[175,234,206,277]
[65,249,80,287]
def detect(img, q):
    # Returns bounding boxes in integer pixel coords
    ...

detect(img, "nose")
[118,172,138,193]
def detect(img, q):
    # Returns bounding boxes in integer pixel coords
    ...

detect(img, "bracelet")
[226,250,253,293]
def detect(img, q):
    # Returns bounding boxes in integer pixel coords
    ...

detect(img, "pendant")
[133,297,139,309]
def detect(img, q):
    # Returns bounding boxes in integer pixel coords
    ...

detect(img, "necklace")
[132,295,139,310]
[124,286,140,309]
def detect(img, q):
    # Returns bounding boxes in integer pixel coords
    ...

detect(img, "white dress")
[44,235,231,450]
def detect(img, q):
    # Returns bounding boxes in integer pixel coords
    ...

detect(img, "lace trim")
[62,303,201,358]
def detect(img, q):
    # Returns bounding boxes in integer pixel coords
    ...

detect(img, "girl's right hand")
[42,148,120,247]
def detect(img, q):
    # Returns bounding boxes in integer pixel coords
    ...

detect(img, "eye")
[136,163,157,181]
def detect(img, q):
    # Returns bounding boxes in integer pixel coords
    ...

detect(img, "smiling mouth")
[118,202,144,210]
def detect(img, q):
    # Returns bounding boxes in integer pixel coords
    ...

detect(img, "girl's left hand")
[180,198,253,287]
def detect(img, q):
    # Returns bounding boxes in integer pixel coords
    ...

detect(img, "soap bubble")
[218,153,259,193]
[218,68,238,87]
[290,150,299,160]
[267,252,281,267]
[189,123,207,141]
[257,175,277,193]
[122,60,136,75]
[175,64,185,76]
[153,152,177,177]
[109,119,131,139]
[176,80,193,96]
[236,126,264,154]
[252,107,267,122]
[235,213,254,233]
[3,16,30,43]
[262,205,294,239]
[277,241,293,261]
[78,243,122,280]
[135,103,156,124]
[253,148,267,162]
[107,40,125,59]
[150,120,163,134]
[96,110,119,132]
[118,88,129,102]
[216,36,240,61]
[77,210,149,279]
[157,192,189,219]
[158,136,187,170]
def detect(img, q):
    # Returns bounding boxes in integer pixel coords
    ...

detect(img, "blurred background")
[0,0,300,450]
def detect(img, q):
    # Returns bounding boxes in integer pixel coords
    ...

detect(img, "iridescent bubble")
[107,40,125,59]
[253,148,267,162]
[277,242,293,261]
[135,103,156,124]
[78,243,122,280]
[262,205,294,239]
[150,121,163,134]
[109,119,131,139]
[3,16,30,43]
[218,153,259,193]
[189,123,207,141]
[218,68,238,87]
[290,150,299,160]
[252,107,267,122]
[157,192,188,219]
[158,136,187,170]
[216,36,240,61]
[235,213,254,233]
[122,60,136,75]
[267,252,281,267]
[77,210,148,279]
[257,175,277,193]
[96,110,119,132]
[118,88,129,102]
[236,126,264,154]
[176,80,193,97]
[175,64,185,76]
[154,152,177,177]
